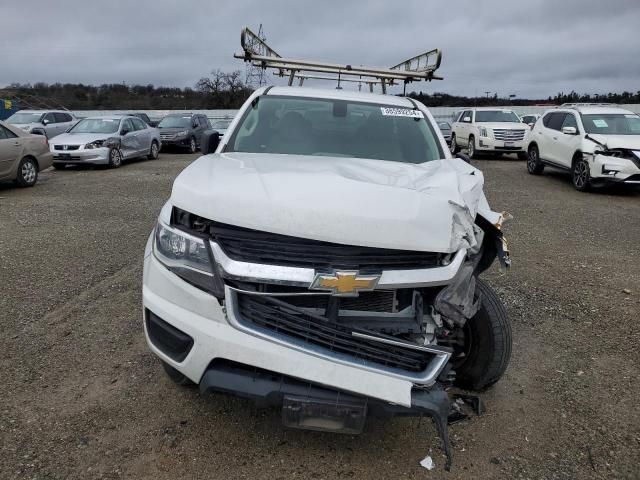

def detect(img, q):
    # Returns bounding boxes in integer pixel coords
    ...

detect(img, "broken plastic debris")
[420,455,435,470]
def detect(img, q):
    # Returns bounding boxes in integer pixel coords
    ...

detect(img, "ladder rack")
[234,27,443,94]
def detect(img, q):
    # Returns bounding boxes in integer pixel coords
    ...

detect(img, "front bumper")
[160,136,190,147]
[589,154,640,185]
[50,146,110,164]
[476,137,526,152]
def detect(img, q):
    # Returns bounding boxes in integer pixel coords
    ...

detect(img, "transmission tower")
[244,24,269,88]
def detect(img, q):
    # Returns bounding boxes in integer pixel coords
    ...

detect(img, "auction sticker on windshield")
[380,107,424,118]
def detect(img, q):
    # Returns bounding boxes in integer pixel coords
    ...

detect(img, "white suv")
[526,104,640,191]
[450,107,528,159]
[142,86,513,464]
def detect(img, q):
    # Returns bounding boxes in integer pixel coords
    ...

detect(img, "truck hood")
[170,153,501,253]
[50,132,117,146]
[586,134,640,151]
[481,122,527,130]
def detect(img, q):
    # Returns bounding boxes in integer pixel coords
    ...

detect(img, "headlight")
[479,127,490,138]
[153,221,217,293]
[85,140,105,149]
[175,130,189,138]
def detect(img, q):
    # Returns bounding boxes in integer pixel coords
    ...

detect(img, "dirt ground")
[1,152,639,480]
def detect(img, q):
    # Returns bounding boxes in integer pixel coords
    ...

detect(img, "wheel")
[449,134,459,154]
[467,136,477,159]
[108,148,122,168]
[442,278,512,391]
[147,141,159,160]
[188,137,197,154]
[161,361,195,387]
[527,144,544,175]
[517,152,528,161]
[52,163,66,170]
[572,157,591,192]
[15,157,38,187]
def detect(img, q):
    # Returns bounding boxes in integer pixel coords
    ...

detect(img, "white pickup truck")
[450,107,528,159]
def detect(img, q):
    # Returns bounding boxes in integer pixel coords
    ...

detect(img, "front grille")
[285,290,397,312]
[493,129,526,141]
[54,145,80,151]
[160,133,175,140]
[235,293,434,372]
[172,208,442,272]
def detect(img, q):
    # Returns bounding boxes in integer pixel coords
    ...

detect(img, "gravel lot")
[1,152,639,479]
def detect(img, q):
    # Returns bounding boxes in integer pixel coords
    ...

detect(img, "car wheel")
[442,278,512,391]
[15,157,38,187]
[188,137,197,154]
[161,361,195,387]
[572,157,591,192]
[147,141,159,160]
[450,134,459,154]
[108,148,122,168]
[468,136,477,159]
[527,144,544,175]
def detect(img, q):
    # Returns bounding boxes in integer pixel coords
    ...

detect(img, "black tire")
[15,157,38,187]
[188,136,197,154]
[572,156,591,192]
[517,152,528,161]
[108,148,122,168]
[527,144,544,175]
[161,361,196,387]
[52,163,66,170]
[467,136,478,159]
[449,134,459,154]
[453,278,512,391]
[147,140,160,160]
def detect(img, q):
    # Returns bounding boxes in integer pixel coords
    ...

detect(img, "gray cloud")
[1,0,639,98]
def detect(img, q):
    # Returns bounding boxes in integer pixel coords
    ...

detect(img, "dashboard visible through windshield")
[225,96,443,164]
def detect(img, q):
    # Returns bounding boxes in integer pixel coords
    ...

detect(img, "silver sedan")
[49,115,161,168]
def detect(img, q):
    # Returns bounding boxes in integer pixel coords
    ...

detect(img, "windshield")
[6,112,43,124]
[70,118,120,134]
[226,96,443,164]
[438,122,451,129]
[581,113,640,135]
[212,119,232,130]
[475,110,521,123]
[158,116,191,128]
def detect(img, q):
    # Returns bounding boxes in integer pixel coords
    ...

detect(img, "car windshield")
[212,119,232,129]
[581,113,640,135]
[475,110,521,123]
[70,118,120,134]
[438,122,451,129]
[6,112,43,124]
[158,116,191,128]
[226,96,443,164]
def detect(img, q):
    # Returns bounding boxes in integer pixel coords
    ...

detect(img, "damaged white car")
[142,86,512,469]
[527,104,640,191]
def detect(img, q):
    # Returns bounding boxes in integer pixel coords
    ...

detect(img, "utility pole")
[244,24,269,88]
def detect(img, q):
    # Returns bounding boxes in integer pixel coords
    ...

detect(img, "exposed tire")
[52,163,66,170]
[15,157,38,187]
[108,148,122,168]
[161,361,196,387]
[468,136,477,159]
[517,152,528,161]
[449,134,459,154]
[572,156,591,192]
[452,278,512,391]
[188,137,197,154]
[147,140,159,160]
[527,144,544,175]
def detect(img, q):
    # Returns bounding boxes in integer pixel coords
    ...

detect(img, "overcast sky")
[2,0,639,98]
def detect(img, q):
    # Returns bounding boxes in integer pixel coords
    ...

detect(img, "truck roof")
[263,86,416,108]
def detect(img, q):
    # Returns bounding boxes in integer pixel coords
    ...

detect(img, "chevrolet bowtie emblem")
[310,271,380,297]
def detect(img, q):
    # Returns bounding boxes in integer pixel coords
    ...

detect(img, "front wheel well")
[571,151,583,168]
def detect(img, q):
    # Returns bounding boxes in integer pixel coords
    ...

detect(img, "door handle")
[13,141,21,146]
[553,137,558,140]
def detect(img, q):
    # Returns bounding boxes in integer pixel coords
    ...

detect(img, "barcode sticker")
[380,107,424,118]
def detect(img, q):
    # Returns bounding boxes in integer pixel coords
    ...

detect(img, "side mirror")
[456,152,471,164]
[463,116,471,123]
[192,122,199,129]
[42,118,50,125]
[200,130,220,154]
[120,128,130,136]
[562,126,577,135]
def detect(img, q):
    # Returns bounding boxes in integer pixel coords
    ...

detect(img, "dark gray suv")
[157,113,211,153]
